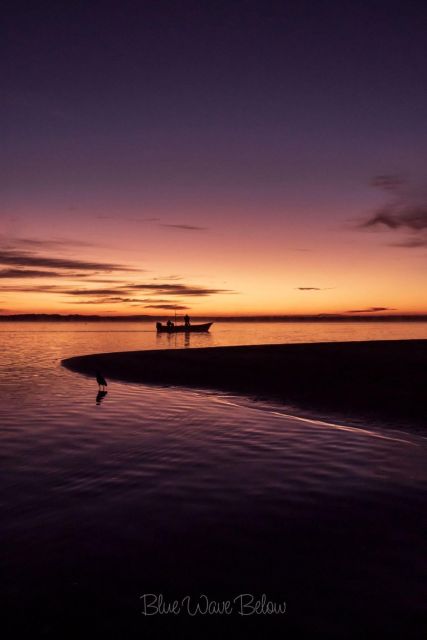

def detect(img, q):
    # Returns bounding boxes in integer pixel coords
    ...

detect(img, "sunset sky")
[2,1,426,316]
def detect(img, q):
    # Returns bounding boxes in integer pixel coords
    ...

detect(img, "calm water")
[1,322,426,637]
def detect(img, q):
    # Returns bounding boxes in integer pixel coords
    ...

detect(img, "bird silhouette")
[96,371,107,390]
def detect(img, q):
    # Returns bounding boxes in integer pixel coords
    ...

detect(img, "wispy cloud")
[135,298,182,303]
[68,297,148,305]
[58,283,232,305]
[144,304,189,310]
[346,307,396,313]
[159,224,207,231]
[0,268,65,278]
[0,236,234,310]
[96,216,160,223]
[64,288,133,296]
[124,283,233,296]
[361,207,427,232]
[0,281,231,301]
[0,235,139,275]
[0,285,61,293]
[0,249,132,272]
[389,238,427,248]
[359,175,427,248]
[81,277,128,283]
[68,299,116,305]
[66,296,189,306]
[94,218,207,231]
[295,287,334,291]
[0,235,96,249]
[369,175,404,191]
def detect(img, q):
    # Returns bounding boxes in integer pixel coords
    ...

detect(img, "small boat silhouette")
[156,322,213,333]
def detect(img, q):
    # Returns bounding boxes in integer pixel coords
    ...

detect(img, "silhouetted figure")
[96,390,108,405]
[166,319,174,330]
[96,371,107,390]
[184,314,191,327]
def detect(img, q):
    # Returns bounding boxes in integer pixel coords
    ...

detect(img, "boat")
[156,322,213,333]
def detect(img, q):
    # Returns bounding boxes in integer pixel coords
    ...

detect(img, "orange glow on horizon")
[1,201,426,317]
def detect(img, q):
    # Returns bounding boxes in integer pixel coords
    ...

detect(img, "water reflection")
[0,322,426,637]
[156,330,212,348]
[96,390,108,405]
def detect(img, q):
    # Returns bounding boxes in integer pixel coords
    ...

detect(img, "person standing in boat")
[184,314,191,327]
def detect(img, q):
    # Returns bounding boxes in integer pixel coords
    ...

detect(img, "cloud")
[144,304,190,310]
[0,285,61,293]
[95,219,206,231]
[0,236,140,274]
[67,297,148,305]
[65,296,153,305]
[125,283,232,296]
[360,175,427,248]
[0,235,96,249]
[117,283,232,296]
[346,307,396,313]
[68,299,115,305]
[159,224,207,231]
[0,234,232,310]
[136,298,182,303]
[96,216,160,222]
[106,297,141,302]
[389,237,427,248]
[0,249,131,272]
[0,281,231,306]
[58,283,232,304]
[0,268,66,278]
[49,281,233,309]
[64,288,133,296]
[295,287,334,291]
[81,277,128,283]
[67,296,190,306]
[361,206,427,231]
[369,175,403,192]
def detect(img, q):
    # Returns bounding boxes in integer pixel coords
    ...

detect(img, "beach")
[63,339,427,430]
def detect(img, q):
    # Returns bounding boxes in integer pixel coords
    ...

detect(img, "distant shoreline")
[63,340,427,430]
[3,313,427,323]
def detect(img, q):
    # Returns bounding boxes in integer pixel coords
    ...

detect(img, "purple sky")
[1,1,427,314]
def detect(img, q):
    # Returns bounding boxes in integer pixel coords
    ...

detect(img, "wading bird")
[96,371,107,391]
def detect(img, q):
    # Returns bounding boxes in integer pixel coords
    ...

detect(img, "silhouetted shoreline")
[63,340,427,430]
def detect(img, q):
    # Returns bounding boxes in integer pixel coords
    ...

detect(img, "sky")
[1,0,427,316]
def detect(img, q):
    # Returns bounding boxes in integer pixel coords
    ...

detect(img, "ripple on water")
[1,324,427,635]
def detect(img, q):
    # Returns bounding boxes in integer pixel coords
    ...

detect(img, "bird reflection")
[96,390,108,405]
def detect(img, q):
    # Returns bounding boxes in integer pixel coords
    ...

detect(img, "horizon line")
[1,312,427,322]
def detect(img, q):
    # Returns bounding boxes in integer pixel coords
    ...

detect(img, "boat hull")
[156,322,213,333]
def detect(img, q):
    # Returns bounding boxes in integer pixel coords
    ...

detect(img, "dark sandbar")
[63,340,427,429]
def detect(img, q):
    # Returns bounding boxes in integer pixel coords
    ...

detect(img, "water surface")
[1,322,426,637]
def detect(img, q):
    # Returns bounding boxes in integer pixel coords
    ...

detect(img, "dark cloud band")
[0,250,130,272]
